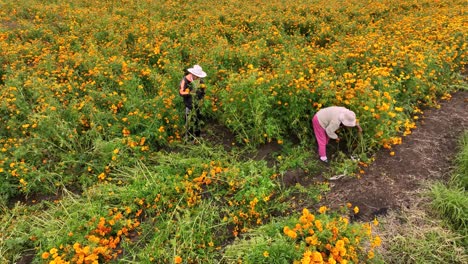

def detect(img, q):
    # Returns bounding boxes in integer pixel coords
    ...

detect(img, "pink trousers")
[312,115,329,157]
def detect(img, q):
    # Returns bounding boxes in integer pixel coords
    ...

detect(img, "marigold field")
[0,0,466,263]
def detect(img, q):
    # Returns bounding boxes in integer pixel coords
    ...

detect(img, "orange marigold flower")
[311,251,323,262]
[318,206,328,214]
[174,255,183,264]
[41,252,50,259]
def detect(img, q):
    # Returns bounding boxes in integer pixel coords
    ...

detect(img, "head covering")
[340,109,356,127]
[187,65,207,78]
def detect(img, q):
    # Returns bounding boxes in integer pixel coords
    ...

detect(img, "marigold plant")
[284,207,381,263]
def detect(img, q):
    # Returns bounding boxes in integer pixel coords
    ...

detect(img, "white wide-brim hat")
[340,110,357,127]
[188,64,207,78]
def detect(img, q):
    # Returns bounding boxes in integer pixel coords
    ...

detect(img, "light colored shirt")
[316,106,354,139]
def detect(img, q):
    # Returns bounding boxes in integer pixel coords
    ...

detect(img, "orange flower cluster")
[285,208,381,264]
[179,162,228,207]
[41,208,141,264]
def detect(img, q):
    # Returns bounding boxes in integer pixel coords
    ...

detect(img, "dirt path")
[320,91,468,221]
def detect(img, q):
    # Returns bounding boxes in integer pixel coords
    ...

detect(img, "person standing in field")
[179,64,207,142]
[312,106,362,162]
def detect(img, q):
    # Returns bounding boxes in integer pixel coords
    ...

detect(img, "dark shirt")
[180,76,205,109]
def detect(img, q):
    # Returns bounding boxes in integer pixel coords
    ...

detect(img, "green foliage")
[430,183,468,237]
[430,132,468,237]
[223,218,303,263]
[452,132,468,190]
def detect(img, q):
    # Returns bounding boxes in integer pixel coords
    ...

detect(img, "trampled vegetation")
[0,0,466,263]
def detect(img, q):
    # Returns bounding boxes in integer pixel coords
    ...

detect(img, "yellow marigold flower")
[372,236,382,247]
[19,178,27,186]
[373,218,379,226]
[336,239,345,249]
[311,251,323,262]
[315,220,323,231]
[98,173,106,180]
[353,206,359,214]
[305,235,318,246]
[302,250,312,263]
[441,93,452,100]
[263,251,269,257]
[87,235,100,243]
[318,206,328,214]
